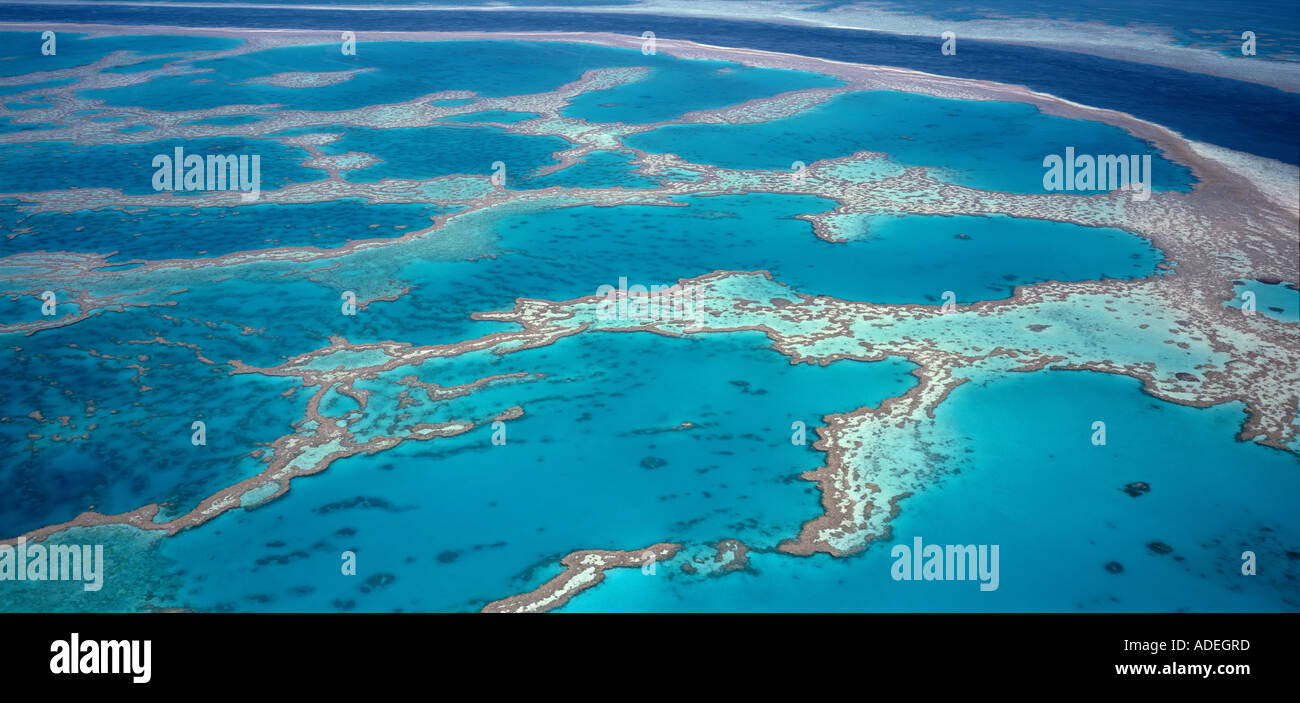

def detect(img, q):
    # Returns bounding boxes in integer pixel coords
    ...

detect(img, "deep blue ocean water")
[856,0,1300,60]
[1,4,1295,162]
[50,0,1300,63]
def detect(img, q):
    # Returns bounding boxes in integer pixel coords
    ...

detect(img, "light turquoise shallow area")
[626,90,1197,194]
[5,96,54,111]
[559,370,1300,612]
[1226,280,1300,324]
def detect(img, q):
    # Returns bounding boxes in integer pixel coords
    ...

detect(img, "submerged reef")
[0,26,1296,612]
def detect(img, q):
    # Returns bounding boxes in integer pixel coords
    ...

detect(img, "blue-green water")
[318,124,569,185]
[152,331,917,612]
[523,150,660,189]
[627,90,1197,193]
[0,317,305,537]
[559,370,1300,612]
[1,199,452,262]
[1227,280,1300,323]
[0,31,1293,615]
[0,32,243,78]
[0,78,77,96]
[0,137,324,195]
[79,40,837,120]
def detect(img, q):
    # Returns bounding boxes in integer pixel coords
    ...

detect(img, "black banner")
[0,612,1289,689]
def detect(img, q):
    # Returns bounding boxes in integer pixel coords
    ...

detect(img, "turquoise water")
[0,315,305,537]
[0,137,324,195]
[81,40,599,112]
[1,31,1293,616]
[481,195,1163,304]
[102,57,178,75]
[559,370,1300,612]
[184,115,269,127]
[561,55,840,124]
[152,331,917,612]
[790,211,1163,303]
[80,40,835,119]
[1226,280,1300,323]
[0,78,77,96]
[1,199,451,261]
[627,90,1197,193]
[0,32,243,78]
[5,97,54,111]
[523,150,660,189]
[0,116,56,134]
[317,124,569,185]
[327,192,1165,350]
